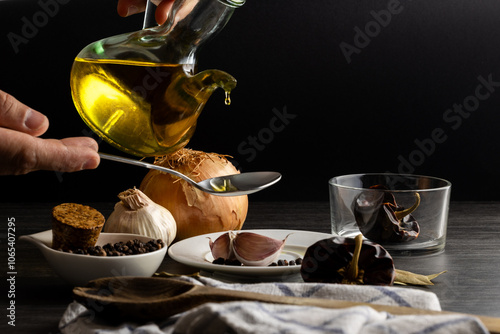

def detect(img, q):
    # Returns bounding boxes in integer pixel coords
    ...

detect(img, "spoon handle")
[191,286,500,333]
[98,153,198,186]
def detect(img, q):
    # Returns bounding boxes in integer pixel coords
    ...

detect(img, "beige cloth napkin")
[59,276,488,334]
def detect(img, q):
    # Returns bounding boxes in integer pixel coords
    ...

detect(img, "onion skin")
[139,149,248,241]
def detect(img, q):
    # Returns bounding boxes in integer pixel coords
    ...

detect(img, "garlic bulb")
[208,231,289,266]
[104,188,177,246]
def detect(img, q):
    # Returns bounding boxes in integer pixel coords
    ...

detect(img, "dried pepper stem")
[394,193,421,221]
[340,234,364,284]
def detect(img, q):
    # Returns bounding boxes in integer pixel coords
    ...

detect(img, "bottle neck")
[138,0,241,63]
[160,0,238,44]
[143,0,245,29]
[84,0,244,64]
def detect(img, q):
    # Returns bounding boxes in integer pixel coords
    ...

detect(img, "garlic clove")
[233,232,290,266]
[208,231,291,266]
[208,232,236,261]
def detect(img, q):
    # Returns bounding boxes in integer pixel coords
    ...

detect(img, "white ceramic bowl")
[20,230,167,286]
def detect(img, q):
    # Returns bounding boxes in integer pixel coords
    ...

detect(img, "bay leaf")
[394,269,447,286]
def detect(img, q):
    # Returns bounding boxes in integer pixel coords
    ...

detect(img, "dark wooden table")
[2,201,500,333]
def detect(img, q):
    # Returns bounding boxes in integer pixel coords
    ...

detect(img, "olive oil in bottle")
[70,58,205,156]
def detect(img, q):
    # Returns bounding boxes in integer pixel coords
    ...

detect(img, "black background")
[1,0,500,203]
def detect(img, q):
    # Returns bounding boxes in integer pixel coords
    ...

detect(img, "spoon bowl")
[98,153,281,196]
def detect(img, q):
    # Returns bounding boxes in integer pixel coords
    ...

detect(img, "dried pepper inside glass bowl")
[352,185,421,243]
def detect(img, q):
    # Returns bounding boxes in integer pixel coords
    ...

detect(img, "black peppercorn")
[58,238,164,256]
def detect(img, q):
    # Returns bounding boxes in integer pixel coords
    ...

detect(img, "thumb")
[0,90,49,136]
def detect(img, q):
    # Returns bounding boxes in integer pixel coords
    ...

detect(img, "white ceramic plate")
[168,229,332,278]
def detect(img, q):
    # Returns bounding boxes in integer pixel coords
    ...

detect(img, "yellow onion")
[139,148,248,241]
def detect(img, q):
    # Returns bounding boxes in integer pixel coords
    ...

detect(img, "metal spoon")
[98,153,281,196]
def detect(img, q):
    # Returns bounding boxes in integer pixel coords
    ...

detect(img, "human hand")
[0,90,100,175]
[117,0,174,25]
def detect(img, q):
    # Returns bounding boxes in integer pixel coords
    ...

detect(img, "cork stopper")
[52,203,105,229]
[51,203,105,251]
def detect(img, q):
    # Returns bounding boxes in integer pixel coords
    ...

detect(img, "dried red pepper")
[300,234,395,285]
[353,185,420,243]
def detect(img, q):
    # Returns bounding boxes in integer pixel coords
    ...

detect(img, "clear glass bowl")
[329,173,451,256]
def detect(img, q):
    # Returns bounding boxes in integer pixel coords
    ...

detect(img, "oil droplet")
[224,90,231,106]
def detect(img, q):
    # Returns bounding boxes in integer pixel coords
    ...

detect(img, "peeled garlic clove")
[233,232,290,266]
[208,232,236,261]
